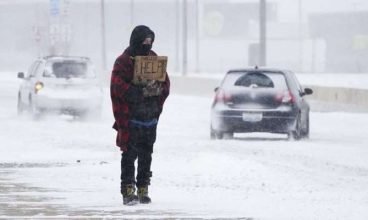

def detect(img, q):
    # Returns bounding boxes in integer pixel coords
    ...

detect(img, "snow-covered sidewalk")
[1,93,368,219]
[1,72,368,219]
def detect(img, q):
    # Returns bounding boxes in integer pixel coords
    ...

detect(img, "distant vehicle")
[210,67,313,140]
[17,56,103,118]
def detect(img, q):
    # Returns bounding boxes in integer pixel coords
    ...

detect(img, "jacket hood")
[129,25,155,56]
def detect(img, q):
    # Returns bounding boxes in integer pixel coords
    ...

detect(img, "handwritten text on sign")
[133,56,167,84]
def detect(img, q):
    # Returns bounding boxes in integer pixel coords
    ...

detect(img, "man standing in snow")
[110,25,170,205]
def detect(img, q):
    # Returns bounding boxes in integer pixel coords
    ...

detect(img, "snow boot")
[121,184,139,205]
[137,186,151,204]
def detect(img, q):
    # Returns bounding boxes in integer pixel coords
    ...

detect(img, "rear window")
[43,60,95,78]
[221,71,288,90]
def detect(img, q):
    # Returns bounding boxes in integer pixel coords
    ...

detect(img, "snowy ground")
[1,72,368,219]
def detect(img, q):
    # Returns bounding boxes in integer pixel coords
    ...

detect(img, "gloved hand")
[143,80,162,97]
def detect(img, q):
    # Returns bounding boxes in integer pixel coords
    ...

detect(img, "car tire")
[27,95,33,113]
[290,114,302,140]
[223,132,234,139]
[29,96,42,120]
[216,132,224,139]
[302,115,310,139]
[17,94,24,115]
[210,127,216,140]
[210,126,224,140]
[80,107,102,121]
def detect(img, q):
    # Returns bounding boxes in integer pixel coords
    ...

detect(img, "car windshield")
[222,71,288,90]
[43,60,95,78]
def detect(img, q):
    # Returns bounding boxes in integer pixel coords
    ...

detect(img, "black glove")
[143,80,163,97]
[125,84,143,103]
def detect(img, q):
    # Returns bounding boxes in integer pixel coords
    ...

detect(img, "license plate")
[242,112,262,122]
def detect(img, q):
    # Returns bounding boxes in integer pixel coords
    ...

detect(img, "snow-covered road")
[1,74,368,219]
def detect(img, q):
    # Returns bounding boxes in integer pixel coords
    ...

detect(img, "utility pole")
[175,0,180,72]
[259,0,266,66]
[195,0,200,73]
[100,0,106,70]
[130,0,134,27]
[182,0,188,75]
[298,0,303,72]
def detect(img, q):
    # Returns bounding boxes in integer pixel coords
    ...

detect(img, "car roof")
[41,56,91,62]
[227,67,291,75]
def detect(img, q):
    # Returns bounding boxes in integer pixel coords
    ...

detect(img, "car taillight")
[34,81,44,94]
[275,90,295,103]
[215,89,232,103]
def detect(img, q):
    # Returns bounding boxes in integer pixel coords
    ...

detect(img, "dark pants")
[121,124,156,189]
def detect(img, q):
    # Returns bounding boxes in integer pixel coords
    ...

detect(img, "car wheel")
[223,132,234,139]
[17,94,24,115]
[210,126,224,140]
[210,127,216,140]
[216,132,224,139]
[80,107,102,121]
[29,96,42,120]
[291,114,302,140]
[27,95,33,113]
[302,115,310,139]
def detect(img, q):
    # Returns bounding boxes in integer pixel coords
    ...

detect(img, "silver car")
[17,56,103,118]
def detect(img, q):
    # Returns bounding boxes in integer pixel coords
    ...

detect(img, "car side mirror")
[17,72,25,79]
[303,88,313,96]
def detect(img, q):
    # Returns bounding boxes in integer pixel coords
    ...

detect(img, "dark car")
[210,67,313,140]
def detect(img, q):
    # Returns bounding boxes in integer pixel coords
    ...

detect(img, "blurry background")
[1,0,368,74]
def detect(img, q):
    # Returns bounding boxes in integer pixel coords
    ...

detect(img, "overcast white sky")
[1,0,368,73]
[273,0,368,22]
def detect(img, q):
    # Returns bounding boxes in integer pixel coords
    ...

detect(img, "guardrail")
[306,85,368,112]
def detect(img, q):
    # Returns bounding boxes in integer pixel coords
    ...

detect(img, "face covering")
[138,44,152,55]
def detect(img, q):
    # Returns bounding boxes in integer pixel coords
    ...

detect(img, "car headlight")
[34,81,44,93]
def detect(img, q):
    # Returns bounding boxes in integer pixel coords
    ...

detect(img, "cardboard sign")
[133,56,168,84]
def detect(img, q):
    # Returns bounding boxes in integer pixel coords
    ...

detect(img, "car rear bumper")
[211,109,297,133]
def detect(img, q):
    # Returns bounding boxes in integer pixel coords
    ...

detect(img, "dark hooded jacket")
[110,25,170,152]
